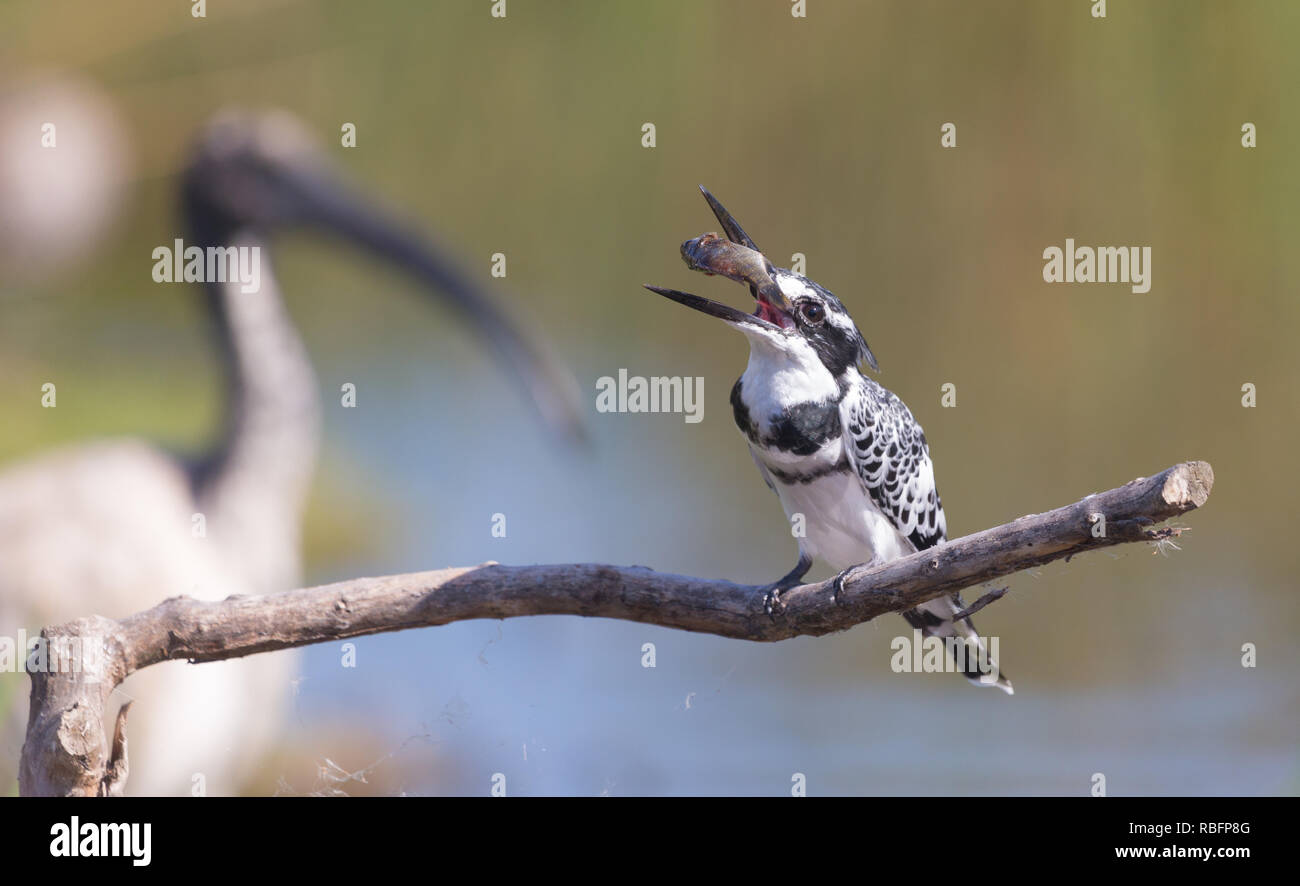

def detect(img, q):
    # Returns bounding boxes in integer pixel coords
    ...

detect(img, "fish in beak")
[644,186,796,334]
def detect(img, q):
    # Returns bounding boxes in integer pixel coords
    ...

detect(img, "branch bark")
[19,460,1213,796]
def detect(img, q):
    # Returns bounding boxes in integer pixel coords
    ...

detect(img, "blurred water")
[282,367,1298,796]
[296,616,1295,796]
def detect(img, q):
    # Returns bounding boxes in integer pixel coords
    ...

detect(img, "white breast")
[738,332,839,418]
[737,323,913,572]
[761,455,913,571]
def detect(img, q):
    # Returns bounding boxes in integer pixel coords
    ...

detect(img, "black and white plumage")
[646,187,1011,694]
[840,381,946,552]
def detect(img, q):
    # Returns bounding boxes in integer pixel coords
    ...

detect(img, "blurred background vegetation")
[1,0,1296,794]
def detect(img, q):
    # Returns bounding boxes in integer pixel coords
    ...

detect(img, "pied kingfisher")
[646,187,1011,694]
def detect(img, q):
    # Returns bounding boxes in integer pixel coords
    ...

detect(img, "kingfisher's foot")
[761,584,787,618]
[757,552,813,619]
[831,568,852,605]
[830,558,879,605]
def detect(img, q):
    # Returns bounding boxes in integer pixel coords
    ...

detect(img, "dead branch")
[20,460,1213,796]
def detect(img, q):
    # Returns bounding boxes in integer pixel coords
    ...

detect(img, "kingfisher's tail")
[902,594,1013,694]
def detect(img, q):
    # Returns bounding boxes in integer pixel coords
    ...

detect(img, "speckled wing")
[839,378,947,551]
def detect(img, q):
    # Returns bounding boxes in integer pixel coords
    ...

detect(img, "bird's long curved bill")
[287,168,587,445]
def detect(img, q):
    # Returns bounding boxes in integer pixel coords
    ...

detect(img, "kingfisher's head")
[645,186,878,379]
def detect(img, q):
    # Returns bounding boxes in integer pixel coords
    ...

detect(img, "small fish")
[645,232,795,331]
[680,232,781,300]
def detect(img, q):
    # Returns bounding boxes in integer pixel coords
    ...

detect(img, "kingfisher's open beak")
[644,187,795,333]
[698,185,759,252]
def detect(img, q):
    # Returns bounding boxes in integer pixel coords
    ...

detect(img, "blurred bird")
[645,187,1011,694]
[0,110,585,795]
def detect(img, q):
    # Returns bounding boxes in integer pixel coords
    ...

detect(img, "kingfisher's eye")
[799,301,825,324]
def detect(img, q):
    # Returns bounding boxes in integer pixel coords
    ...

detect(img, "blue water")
[282,362,1297,796]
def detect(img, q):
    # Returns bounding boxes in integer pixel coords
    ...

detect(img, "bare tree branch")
[20,460,1213,796]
